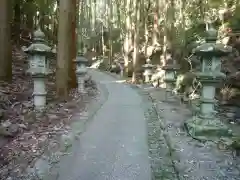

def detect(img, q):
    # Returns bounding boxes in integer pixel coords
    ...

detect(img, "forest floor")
[0,48,98,179]
[107,71,240,180]
[145,87,240,180]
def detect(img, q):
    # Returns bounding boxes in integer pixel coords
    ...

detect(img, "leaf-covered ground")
[0,47,98,179]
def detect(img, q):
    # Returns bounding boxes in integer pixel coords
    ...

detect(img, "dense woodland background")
[1,0,240,103]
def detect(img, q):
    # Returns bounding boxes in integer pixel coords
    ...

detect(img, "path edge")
[19,77,109,180]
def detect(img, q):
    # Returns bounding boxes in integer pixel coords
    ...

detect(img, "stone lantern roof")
[24,28,53,55]
[33,28,45,41]
[142,60,155,69]
[75,56,88,63]
[162,64,180,71]
[74,56,89,67]
[193,27,232,57]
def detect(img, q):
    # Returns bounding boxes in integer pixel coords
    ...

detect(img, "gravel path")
[47,69,152,180]
[145,86,240,180]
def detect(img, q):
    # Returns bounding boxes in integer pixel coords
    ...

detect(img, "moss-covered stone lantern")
[142,58,155,83]
[74,55,88,93]
[162,59,180,100]
[185,26,233,140]
[24,28,54,111]
[118,59,125,77]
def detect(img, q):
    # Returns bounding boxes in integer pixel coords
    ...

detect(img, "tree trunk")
[78,0,84,52]
[56,0,71,99]
[13,0,21,45]
[76,0,80,51]
[115,0,121,29]
[68,0,77,89]
[123,0,132,76]
[132,0,140,83]
[26,0,34,30]
[107,0,113,64]
[0,0,12,82]
[177,0,186,68]
[143,1,150,58]
[152,2,158,45]
[92,0,96,31]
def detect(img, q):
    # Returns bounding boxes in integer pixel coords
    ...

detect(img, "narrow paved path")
[57,70,151,180]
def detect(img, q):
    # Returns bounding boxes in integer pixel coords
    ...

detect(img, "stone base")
[164,89,175,102]
[184,116,232,142]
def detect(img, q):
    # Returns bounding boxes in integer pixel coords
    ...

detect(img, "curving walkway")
[56,69,151,180]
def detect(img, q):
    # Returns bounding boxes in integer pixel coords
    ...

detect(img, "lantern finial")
[33,27,45,42]
[146,58,151,64]
[205,25,218,42]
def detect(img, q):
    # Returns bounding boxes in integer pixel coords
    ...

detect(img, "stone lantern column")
[120,60,125,77]
[185,27,233,140]
[24,28,54,111]
[142,58,155,83]
[162,61,180,100]
[116,59,125,77]
[74,55,88,93]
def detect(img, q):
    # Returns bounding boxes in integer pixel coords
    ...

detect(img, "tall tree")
[0,0,12,81]
[123,0,132,76]
[78,0,85,52]
[68,0,77,89]
[132,0,141,82]
[13,0,21,45]
[56,0,71,99]
[25,0,34,30]
[107,0,113,64]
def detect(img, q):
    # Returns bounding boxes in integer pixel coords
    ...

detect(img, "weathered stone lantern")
[113,59,125,76]
[24,28,54,111]
[162,60,180,100]
[96,56,102,62]
[142,58,155,83]
[74,55,88,93]
[118,59,125,77]
[185,26,233,140]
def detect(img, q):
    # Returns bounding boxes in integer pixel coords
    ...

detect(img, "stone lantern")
[113,59,124,77]
[96,56,102,62]
[118,59,125,77]
[24,28,54,111]
[74,55,88,93]
[162,60,180,100]
[185,26,233,140]
[142,58,155,83]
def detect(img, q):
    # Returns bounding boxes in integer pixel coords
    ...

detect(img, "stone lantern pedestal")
[74,56,88,93]
[142,59,155,83]
[185,27,233,141]
[30,72,48,110]
[162,64,180,101]
[118,59,125,77]
[24,28,54,111]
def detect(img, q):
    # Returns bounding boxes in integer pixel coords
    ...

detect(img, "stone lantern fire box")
[185,27,233,141]
[74,55,88,93]
[162,63,180,100]
[24,28,54,111]
[25,29,52,73]
[142,58,155,83]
